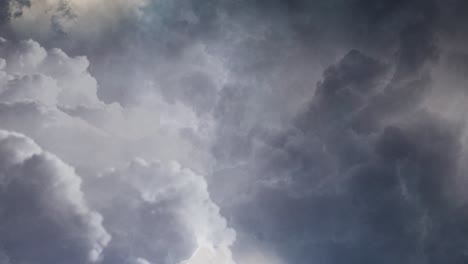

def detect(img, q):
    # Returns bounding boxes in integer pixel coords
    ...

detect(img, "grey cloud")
[0,36,233,263]
[85,159,235,264]
[0,74,60,105]
[160,71,218,116]
[218,58,466,264]
[210,21,461,262]
[0,1,30,25]
[203,3,468,263]
[0,130,110,264]
[0,38,208,175]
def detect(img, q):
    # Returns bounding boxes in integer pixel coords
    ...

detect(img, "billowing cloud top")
[2,0,468,264]
[0,130,110,264]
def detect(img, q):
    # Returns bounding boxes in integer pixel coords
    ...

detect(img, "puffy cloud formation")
[88,159,235,264]
[0,37,209,174]
[0,33,235,264]
[0,130,110,264]
[0,37,100,107]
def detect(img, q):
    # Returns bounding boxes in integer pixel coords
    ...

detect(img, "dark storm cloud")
[217,54,465,264]
[209,1,468,263]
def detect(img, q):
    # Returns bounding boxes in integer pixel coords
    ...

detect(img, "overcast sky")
[1,1,468,263]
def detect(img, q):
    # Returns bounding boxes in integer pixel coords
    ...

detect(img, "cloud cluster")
[0,37,100,107]
[0,36,235,264]
[0,130,110,264]
[217,49,466,263]
[206,1,468,263]
[88,159,236,264]
[3,0,468,264]
[0,37,211,173]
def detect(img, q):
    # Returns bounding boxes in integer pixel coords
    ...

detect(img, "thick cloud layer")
[2,1,468,264]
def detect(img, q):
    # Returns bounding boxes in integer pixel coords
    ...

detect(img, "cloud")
[0,36,236,264]
[0,37,211,174]
[9,0,147,42]
[86,159,235,264]
[2,1,468,264]
[0,38,101,107]
[208,5,468,260]
[214,49,467,263]
[0,130,110,264]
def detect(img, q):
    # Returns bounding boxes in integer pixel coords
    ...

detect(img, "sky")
[1,0,468,263]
